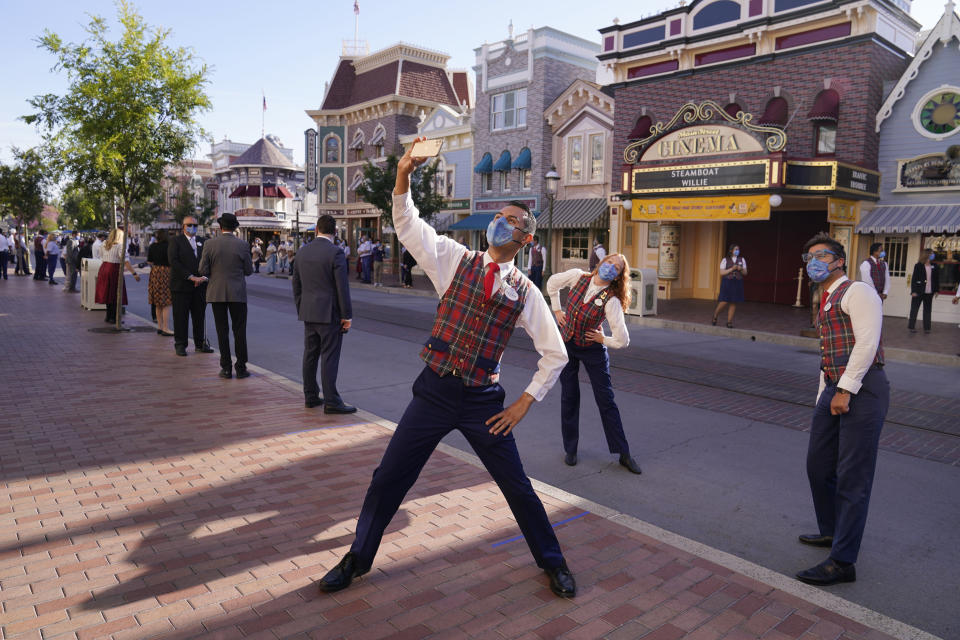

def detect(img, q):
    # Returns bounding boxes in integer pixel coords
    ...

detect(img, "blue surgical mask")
[878,251,886,259]
[598,262,620,281]
[806,258,836,283]
[732,249,740,257]
[929,253,936,261]
[486,216,517,247]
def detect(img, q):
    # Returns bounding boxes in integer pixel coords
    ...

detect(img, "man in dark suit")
[908,250,941,333]
[169,215,215,357]
[199,213,254,378]
[292,214,355,413]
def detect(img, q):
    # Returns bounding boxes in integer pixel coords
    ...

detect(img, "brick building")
[457,26,598,269]
[600,0,918,306]
[306,43,470,249]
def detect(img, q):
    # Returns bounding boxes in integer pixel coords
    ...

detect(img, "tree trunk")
[115,200,129,331]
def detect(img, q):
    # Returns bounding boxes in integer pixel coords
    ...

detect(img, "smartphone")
[410,139,443,158]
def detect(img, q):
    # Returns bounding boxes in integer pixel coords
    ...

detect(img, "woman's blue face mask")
[598,262,620,281]
[486,216,518,247]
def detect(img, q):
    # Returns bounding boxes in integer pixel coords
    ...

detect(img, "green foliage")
[0,147,50,229]
[23,0,211,224]
[59,182,113,230]
[355,155,445,229]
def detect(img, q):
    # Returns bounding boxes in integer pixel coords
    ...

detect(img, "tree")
[355,155,445,228]
[23,0,211,233]
[0,147,50,232]
[58,182,113,230]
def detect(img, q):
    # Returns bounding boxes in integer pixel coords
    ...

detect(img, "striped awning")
[856,204,960,234]
[544,198,608,229]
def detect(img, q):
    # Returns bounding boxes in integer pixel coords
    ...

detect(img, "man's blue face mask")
[486,216,520,247]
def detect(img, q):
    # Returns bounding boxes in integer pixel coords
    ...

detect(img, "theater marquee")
[631,195,771,222]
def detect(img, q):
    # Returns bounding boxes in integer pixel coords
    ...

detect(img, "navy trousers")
[350,366,566,571]
[302,321,344,406]
[0,251,7,279]
[47,255,58,281]
[559,340,630,457]
[529,266,543,289]
[806,367,889,564]
[361,255,372,283]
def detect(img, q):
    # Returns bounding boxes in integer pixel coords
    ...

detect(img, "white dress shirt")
[392,191,567,401]
[92,239,103,260]
[0,234,9,252]
[546,268,630,350]
[816,276,883,402]
[528,244,546,265]
[858,257,889,295]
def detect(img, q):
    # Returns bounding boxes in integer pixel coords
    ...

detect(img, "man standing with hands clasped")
[796,232,888,586]
[292,214,355,414]
[169,215,215,357]
[317,137,576,598]
[199,213,254,379]
[858,242,889,301]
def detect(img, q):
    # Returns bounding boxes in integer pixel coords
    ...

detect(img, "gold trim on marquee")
[623,100,788,164]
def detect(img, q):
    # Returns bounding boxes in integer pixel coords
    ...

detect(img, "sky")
[0,0,950,169]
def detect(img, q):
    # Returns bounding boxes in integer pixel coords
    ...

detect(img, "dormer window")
[693,0,741,30]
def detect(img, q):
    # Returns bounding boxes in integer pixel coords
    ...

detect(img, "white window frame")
[323,175,341,203]
[482,172,493,192]
[589,133,604,182]
[519,168,531,190]
[499,170,510,192]
[323,133,342,164]
[348,170,365,191]
[445,166,455,198]
[491,88,527,132]
[911,84,960,141]
[567,135,583,183]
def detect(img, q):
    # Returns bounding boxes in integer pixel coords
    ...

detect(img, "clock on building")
[917,90,960,136]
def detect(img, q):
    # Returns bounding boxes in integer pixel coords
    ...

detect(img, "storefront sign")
[632,195,771,221]
[784,161,880,197]
[827,198,860,224]
[897,153,960,190]
[475,197,537,212]
[304,128,317,192]
[630,160,770,194]
[444,199,471,210]
[641,125,765,161]
[658,224,681,280]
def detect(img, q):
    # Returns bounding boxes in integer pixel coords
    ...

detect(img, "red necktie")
[484,262,500,301]
[819,289,829,314]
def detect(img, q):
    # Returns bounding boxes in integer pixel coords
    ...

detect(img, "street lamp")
[543,165,560,284]
[293,194,303,251]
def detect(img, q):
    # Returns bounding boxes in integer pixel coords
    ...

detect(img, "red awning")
[808,89,840,121]
[724,103,742,118]
[228,185,294,199]
[629,115,653,140]
[757,97,788,126]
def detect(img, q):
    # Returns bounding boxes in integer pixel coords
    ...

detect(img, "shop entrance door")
[728,210,828,305]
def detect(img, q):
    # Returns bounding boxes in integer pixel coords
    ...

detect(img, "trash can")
[81,258,106,310]
[626,268,658,316]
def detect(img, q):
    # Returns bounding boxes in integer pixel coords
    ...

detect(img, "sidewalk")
[0,277,936,640]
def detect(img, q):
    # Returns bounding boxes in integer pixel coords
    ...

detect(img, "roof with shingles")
[230,137,294,169]
[320,57,461,111]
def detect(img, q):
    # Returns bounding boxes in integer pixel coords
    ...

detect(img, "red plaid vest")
[560,274,611,347]
[420,252,529,386]
[817,280,884,383]
[868,258,886,294]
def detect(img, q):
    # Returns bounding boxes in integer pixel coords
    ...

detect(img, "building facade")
[461,26,599,269]
[858,3,960,322]
[398,105,475,243]
[306,43,470,248]
[601,0,918,306]
[543,79,616,272]
[210,135,311,241]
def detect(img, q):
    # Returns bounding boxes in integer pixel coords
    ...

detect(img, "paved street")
[1,271,957,639]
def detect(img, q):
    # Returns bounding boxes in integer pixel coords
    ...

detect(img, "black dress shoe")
[235,367,250,379]
[619,454,643,475]
[318,552,368,593]
[196,341,215,353]
[218,368,232,379]
[324,404,357,414]
[175,347,188,357]
[796,558,855,586]
[564,452,577,466]
[305,398,324,408]
[545,564,576,598]
[798,534,834,548]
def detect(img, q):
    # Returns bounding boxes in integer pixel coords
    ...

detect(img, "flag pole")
[261,90,265,139]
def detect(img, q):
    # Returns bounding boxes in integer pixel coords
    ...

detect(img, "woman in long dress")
[95,229,140,323]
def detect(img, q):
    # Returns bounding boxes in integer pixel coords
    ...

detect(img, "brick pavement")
[0,277,931,639]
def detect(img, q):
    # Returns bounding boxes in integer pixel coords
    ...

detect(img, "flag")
[353,0,359,15]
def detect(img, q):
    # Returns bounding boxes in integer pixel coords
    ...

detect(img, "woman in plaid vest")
[796,232,888,587]
[318,138,577,599]
[546,255,642,474]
